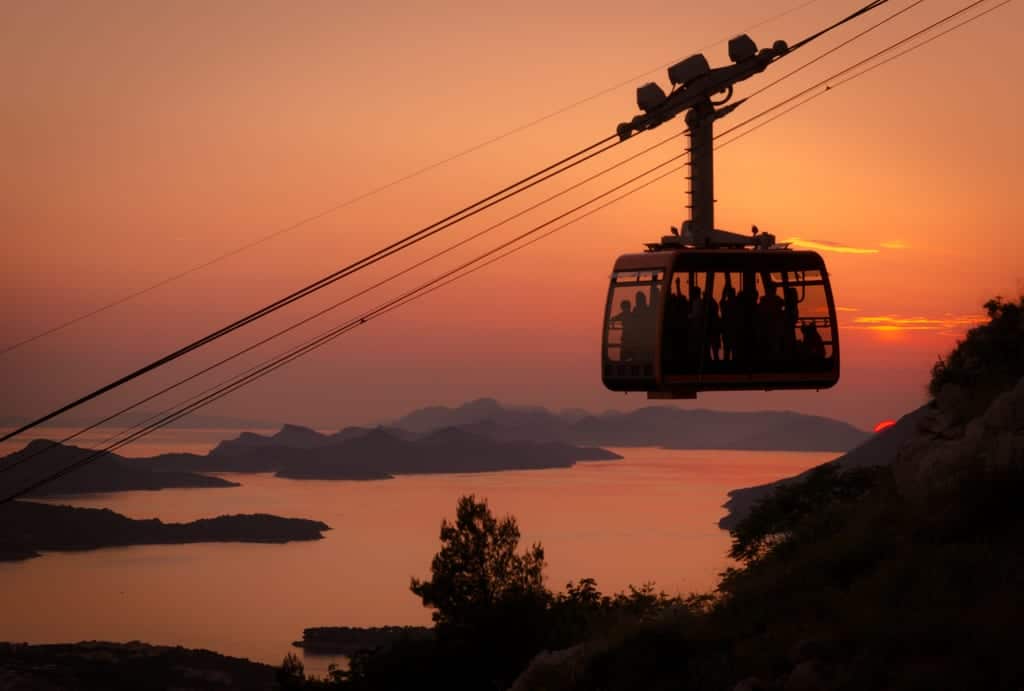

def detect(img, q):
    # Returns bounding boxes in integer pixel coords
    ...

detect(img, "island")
[0,440,237,498]
[2,401,867,495]
[391,398,869,451]
[0,642,277,690]
[294,626,433,655]
[0,500,330,562]
[141,425,622,480]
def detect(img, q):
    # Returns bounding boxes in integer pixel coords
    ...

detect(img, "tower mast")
[616,34,789,249]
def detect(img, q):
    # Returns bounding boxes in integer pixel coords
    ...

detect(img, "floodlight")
[667,54,710,86]
[728,34,757,63]
[636,82,667,113]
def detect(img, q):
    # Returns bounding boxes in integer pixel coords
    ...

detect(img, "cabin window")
[663,267,834,375]
[605,270,663,364]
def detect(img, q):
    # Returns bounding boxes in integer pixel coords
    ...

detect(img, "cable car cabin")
[602,249,839,398]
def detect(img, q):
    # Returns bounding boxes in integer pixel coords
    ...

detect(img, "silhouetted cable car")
[602,34,841,398]
[601,244,839,398]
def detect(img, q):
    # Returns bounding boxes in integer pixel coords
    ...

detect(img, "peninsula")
[0,500,330,561]
[0,440,236,498]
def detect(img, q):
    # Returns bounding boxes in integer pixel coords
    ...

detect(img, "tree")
[277,652,305,690]
[410,494,547,631]
[929,295,1024,421]
[728,464,888,564]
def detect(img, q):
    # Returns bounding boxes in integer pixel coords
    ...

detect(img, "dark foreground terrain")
[0,440,237,499]
[0,501,329,561]
[0,642,277,690]
[294,627,433,655]
[271,297,1024,691]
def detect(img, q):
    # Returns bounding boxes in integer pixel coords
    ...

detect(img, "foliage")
[403,495,548,688]
[929,295,1024,420]
[410,494,547,633]
[330,495,695,690]
[728,463,889,564]
[277,652,305,690]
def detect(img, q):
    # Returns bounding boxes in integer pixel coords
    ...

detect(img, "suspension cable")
[1,130,687,473]
[3,0,1008,498]
[1,135,626,443]
[0,0,834,359]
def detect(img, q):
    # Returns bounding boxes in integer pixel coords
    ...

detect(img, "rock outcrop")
[894,377,1024,500]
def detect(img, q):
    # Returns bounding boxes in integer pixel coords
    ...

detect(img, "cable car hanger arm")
[616,35,788,141]
[615,0,892,141]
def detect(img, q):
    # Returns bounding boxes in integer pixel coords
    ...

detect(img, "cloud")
[848,314,984,332]
[782,238,909,254]
[783,237,879,254]
[836,306,861,313]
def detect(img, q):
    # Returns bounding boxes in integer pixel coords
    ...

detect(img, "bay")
[0,446,833,677]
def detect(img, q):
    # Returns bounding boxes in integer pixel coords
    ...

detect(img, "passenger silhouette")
[720,282,738,362]
[801,322,826,359]
[737,282,758,364]
[633,291,653,361]
[706,288,721,362]
[616,299,634,361]
[666,277,690,371]
[756,285,785,360]
[783,286,799,358]
[688,285,705,363]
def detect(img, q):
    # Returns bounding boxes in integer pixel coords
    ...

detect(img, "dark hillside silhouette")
[572,407,865,450]
[140,426,620,479]
[0,440,236,498]
[719,404,928,529]
[0,642,276,690]
[295,297,1024,691]
[277,427,619,479]
[0,500,329,561]
[390,398,867,450]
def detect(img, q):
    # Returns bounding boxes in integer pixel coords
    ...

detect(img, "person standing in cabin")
[720,281,738,362]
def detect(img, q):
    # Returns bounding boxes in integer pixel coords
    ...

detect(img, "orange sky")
[2,0,1022,437]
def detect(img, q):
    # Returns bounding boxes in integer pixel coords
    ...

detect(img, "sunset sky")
[2,0,1021,441]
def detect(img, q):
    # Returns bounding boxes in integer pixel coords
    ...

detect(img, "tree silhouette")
[930,295,1024,421]
[410,494,546,631]
[277,652,305,689]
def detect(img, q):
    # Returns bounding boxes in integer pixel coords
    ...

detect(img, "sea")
[0,429,835,678]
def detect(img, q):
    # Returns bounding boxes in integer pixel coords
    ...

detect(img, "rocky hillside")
[0,642,277,690]
[718,404,928,530]
[503,296,1024,691]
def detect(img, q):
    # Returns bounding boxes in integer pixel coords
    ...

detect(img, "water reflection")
[0,447,833,676]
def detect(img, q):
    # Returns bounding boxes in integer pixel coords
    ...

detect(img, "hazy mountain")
[392,398,568,438]
[295,626,433,654]
[291,426,618,479]
[212,424,334,452]
[0,440,237,498]
[389,399,868,451]
[209,424,413,456]
[147,425,621,479]
[0,642,277,690]
[4,400,867,498]
[717,404,928,529]
[0,501,330,561]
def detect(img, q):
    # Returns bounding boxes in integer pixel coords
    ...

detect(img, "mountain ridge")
[392,398,868,451]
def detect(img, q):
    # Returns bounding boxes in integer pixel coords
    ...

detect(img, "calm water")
[0,446,834,676]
